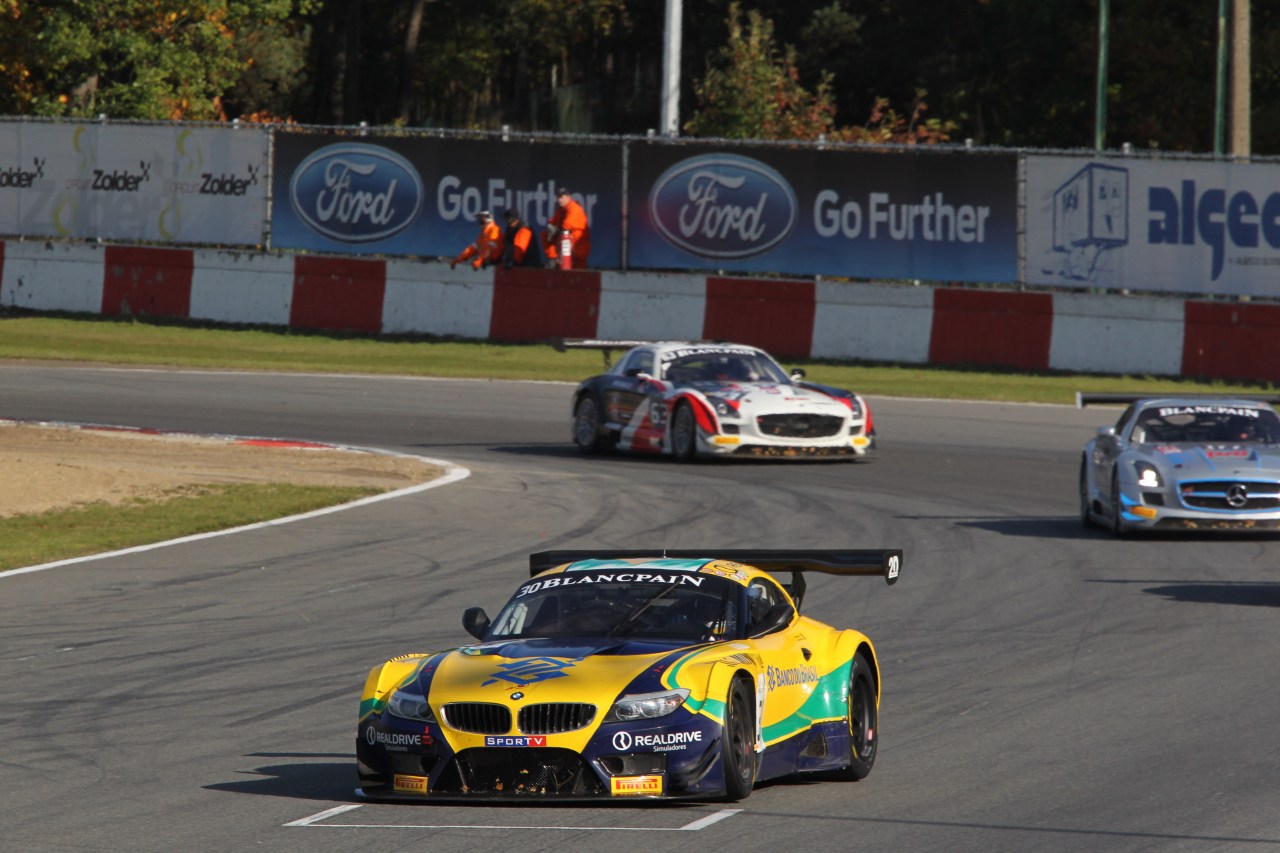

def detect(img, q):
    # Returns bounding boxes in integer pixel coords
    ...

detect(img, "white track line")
[286,805,742,831]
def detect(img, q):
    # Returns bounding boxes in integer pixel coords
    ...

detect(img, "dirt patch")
[0,422,443,518]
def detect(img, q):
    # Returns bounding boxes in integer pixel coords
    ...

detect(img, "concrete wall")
[2,239,1273,383]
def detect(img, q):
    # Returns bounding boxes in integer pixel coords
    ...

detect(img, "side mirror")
[790,368,806,381]
[462,607,490,640]
[1096,426,1116,437]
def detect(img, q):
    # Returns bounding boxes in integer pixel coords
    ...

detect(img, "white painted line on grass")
[0,445,470,580]
[288,806,743,832]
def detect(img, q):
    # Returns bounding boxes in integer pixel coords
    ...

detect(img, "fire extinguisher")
[559,230,572,270]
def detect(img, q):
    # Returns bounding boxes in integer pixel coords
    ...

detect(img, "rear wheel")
[671,402,698,462]
[721,678,756,800]
[573,395,603,454]
[832,652,877,780]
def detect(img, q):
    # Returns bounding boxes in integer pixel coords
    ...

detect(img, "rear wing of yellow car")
[528,549,900,614]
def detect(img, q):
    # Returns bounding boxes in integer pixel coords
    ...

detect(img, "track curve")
[1,365,1278,852]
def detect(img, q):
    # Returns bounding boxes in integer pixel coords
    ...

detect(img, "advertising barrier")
[0,121,269,245]
[627,146,1018,282]
[1026,154,1280,297]
[270,133,623,267]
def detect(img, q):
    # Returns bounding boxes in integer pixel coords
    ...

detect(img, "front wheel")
[1109,470,1128,537]
[573,395,604,454]
[671,402,698,462]
[831,652,877,780]
[1079,459,1097,528]
[720,677,757,800]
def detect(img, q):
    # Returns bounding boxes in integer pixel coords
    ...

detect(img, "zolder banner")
[0,122,269,245]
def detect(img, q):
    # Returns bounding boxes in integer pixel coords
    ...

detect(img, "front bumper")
[357,713,726,801]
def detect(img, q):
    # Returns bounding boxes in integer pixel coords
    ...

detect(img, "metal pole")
[660,0,682,136]
[1095,0,1109,150]
[1214,0,1228,156]
[1231,0,1251,157]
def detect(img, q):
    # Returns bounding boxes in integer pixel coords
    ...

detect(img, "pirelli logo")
[393,774,429,793]
[610,775,663,796]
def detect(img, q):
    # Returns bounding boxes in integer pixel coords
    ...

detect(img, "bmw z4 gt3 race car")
[356,548,900,801]
[1078,392,1280,534]
[561,339,875,460]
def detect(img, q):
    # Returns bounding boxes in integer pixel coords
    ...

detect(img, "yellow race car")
[356,549,900,801]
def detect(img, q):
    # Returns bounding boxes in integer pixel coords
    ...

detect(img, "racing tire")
[671,402,698,462]
[573,394,605,454]
[1109,470,1128,537]
[832,652,877,781]
[1079,459,1097,528]
[721,677,757,801]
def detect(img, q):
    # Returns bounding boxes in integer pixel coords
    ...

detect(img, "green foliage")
[0,1,317,120]
[685,3,952,144]
[685,3,838,140]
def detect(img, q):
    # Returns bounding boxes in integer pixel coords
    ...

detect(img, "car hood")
[1146,444,1280,476]
[424,637,689,705]
[682,381,848,413]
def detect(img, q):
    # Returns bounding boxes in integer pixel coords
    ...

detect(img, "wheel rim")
[1079,466,1091,522]
[850,675,875,761]
[574,398,597,447]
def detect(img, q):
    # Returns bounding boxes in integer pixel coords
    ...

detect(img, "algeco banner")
[1026,155,1280,297]
[0,121,268,244]
[628,147,1017,282]
[270,133,622,266]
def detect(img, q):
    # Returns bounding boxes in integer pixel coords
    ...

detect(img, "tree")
[684,3,838,140]
[685,3,953,144]
[0,1,317,121]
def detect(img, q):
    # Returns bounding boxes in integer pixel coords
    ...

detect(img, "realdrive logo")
[1147,180,1280,279]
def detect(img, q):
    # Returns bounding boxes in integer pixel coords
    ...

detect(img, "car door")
[743,577,820,756]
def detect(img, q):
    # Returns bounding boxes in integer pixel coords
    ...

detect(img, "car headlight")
[704,395,740,418]
[1134,462,1162,489]
[604,688,690,722]
[387,686,436,722]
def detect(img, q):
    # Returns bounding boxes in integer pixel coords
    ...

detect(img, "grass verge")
[2,312,1277,405]
[0,483,379,572]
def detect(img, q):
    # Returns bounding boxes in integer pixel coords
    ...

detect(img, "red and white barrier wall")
[2,240,1275,383]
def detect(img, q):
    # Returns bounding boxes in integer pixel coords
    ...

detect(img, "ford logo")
[648,153,797,259]
[289,143,422,243]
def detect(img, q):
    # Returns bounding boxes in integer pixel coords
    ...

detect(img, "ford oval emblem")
[648,154,797,259]
[289,143,423,243]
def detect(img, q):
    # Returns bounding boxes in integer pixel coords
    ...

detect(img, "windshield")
[662,351,789,384]
[1131,405,1280,445]
[489,573,740,643]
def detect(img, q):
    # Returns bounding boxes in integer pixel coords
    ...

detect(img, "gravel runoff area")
[0,421,442,519]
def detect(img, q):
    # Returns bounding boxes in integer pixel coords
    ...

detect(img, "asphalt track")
[2,364,1279,853]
